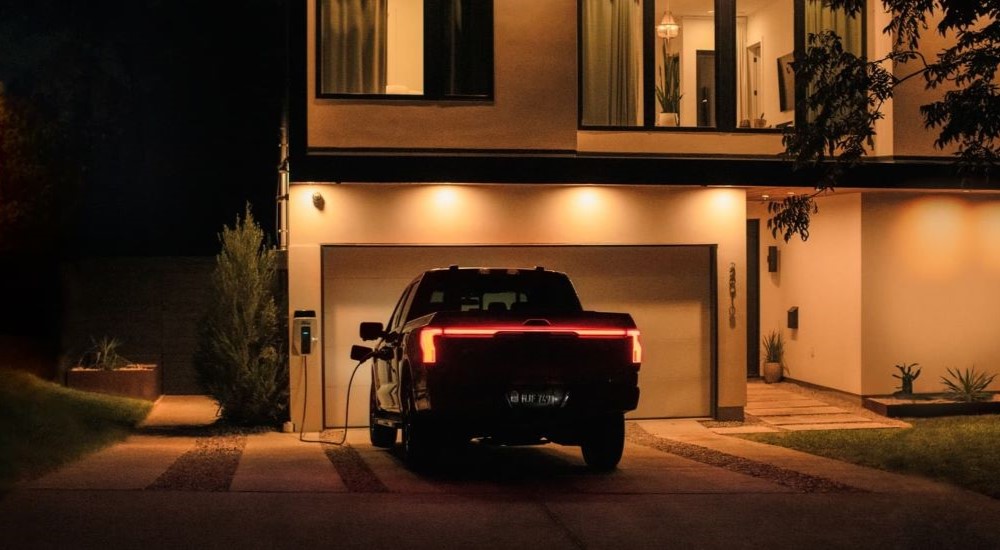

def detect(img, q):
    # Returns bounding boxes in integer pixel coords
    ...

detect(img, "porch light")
[656,11,679,39]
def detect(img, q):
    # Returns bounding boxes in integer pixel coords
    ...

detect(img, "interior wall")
[289,184,747,430]
[308,0,578,150]
[861,193,1000,395]
[744,0,793,128]
[749,193,863,394]
[679,16,714,127]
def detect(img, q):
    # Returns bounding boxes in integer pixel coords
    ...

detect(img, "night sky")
[2,0,286,256]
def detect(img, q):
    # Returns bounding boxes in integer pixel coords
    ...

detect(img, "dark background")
[1,0,287,373]
[1,0,286,256]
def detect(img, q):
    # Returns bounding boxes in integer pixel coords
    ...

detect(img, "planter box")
[66,364,161,401]
[863,393,1000,418]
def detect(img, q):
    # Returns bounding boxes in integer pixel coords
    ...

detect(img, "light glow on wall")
[432,186,459,209]
[896,197,970,280]
[976,202,1000,272]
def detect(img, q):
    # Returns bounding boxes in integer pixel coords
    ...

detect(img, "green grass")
[741,416,1000,498]
[0,368,152,493]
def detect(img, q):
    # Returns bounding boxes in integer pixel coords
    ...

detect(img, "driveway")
[2,412,999,549]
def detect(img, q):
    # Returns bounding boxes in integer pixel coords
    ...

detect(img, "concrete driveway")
[2,402,999,549]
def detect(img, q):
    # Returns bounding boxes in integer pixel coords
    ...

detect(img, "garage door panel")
[323,246,713,427]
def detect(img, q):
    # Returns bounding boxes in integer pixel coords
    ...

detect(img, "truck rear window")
[407,271,583,320]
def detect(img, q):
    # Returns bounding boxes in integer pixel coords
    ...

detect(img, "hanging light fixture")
[656,10,680,39]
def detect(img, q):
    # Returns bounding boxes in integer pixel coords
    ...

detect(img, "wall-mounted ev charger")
[292,310,317,356]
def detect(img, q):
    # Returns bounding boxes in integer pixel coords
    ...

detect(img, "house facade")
[285,0,1000,431]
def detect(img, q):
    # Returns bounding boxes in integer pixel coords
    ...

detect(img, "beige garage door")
[322,246,713,427]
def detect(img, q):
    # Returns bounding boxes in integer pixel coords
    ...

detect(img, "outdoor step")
[709,426,781,435]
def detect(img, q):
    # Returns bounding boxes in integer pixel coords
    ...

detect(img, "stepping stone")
[710,426,781,435]
[757,413,873,425]
[749,406,846,416]
[782,422,903,431]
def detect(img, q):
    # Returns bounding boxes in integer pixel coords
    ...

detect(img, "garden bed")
[863,393,1000,418]
[66,364,161,401]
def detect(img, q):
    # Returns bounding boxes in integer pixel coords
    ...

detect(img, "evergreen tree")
[195,205,287,425]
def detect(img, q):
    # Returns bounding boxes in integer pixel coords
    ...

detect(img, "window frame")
[577,0,865,133]
[315,0,495,102]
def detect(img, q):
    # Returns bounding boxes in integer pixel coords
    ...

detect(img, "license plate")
[507,389,567,408]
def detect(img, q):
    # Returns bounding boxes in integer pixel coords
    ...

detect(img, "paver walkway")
[713,380,907,434]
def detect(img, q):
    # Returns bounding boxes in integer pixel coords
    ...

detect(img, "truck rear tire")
[581,413,625,471]
[370,389,398,448]
[400,386,434,468]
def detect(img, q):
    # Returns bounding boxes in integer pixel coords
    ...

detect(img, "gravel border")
[323,444,389,493]
[626,423,865,493]
[147,434,246,491]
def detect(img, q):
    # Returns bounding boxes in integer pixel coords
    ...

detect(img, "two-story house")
[284,0,1000,431]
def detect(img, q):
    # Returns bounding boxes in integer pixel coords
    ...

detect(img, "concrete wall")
[750,193,863,394]
[861,193,1000,395]
[60,257,214,394]
[288,184,747,430]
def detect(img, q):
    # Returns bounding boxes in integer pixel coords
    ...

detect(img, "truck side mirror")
[359,322,384,341]
[350,345,374,362]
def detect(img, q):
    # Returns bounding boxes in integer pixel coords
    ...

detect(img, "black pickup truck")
[350,266,641,470]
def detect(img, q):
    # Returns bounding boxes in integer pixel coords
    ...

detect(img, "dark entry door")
[746,219,760,377]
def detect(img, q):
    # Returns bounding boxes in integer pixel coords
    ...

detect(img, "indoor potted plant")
[761,330,785,383]
[66,336,161,401]
[655,38,681,126]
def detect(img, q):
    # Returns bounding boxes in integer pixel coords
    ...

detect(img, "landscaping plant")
[940,366,997,403]
[194,205,288,426]
[82,336,132,370]
[892,362,921,396]
[762,330,785,365]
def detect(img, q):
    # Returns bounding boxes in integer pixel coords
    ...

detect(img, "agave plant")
[940,366,997,403]
[85,336,132,371]
[892,362,921,396]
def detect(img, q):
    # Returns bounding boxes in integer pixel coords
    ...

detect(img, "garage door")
[322,245,714,427]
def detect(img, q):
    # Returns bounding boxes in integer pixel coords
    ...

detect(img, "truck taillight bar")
[419,326,642,366]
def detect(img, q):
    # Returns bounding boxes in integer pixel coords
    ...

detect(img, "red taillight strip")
[419,325,642,366]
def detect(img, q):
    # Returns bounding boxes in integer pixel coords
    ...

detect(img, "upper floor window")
[579,0,864,130]
[318,0,493,99]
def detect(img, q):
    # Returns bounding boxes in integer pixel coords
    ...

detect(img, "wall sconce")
[767,246,779,272]
[312,191,325,210]
[787,306,799,329]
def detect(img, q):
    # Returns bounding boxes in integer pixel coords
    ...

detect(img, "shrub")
[194,205,287,426]
[940,366,997,403]
[79,336,132,370]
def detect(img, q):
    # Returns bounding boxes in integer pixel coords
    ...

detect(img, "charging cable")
[298,354,368,445]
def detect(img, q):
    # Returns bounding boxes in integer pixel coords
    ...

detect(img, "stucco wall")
[750,193,863,394]
[861,193,1000,395]
[307,0,579,151]
[288,184,747,430]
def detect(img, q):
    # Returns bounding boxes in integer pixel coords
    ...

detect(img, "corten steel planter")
[863,393,1000,418]
[66,364,161,401]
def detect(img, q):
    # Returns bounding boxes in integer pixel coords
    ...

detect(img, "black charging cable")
[298,354,368,445]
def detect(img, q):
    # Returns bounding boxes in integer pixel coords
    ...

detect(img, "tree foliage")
[195,206,287,426]
[773,0,1000,241]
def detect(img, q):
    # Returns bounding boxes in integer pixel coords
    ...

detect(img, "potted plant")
[655,38,681,127]
[761,330,784,383]
[66,336,161,401]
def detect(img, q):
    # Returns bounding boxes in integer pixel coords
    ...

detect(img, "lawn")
[741,416,1000,498]
[0,368,152,493]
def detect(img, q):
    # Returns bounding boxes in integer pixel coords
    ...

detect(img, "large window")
[318,0,493,99]
[579,0,864,130]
